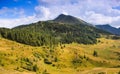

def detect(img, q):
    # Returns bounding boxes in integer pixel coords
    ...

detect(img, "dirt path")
[77,68,120,74]
[0,67,35,74]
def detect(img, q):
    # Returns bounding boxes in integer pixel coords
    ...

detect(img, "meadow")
[0,37,120,74]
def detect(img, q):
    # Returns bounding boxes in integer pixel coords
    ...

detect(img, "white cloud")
[0,15,39,28]
[85,11,120,26]
[0,7,39,28]
[62,11,68,15]
[0,0,120,28]
[0,7,25,18]
[35,6,51,20]
[0,6,51,28]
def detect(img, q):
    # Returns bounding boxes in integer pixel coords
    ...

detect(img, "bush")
[42,69,50,74]
[33,64,38,72]
[72,57,82,66]
[33,52,41,59]
[54,57,58,62]
[44,59,52,64]
[98,72,106,74]
[93,50,98,57]
[118,71,120,74]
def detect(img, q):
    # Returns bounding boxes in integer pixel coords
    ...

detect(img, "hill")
[0,14,111,47]
[0,37,120,74]
[96,24,120,35]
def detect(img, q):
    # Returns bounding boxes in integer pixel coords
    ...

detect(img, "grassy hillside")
[0,37,120,74]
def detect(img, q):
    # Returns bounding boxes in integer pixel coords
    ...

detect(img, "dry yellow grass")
[0,37,120,74]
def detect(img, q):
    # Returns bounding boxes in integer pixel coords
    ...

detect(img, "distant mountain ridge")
[96,24,120,35]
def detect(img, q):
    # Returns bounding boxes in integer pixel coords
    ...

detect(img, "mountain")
[0,15,111,46]
[96,24,120,35]
[53,14,92,26]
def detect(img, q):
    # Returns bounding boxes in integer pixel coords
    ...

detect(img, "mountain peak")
[55,14,77,20]
[53,14,91,25]
[58,14,68,17]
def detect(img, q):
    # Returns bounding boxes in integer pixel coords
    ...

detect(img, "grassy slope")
[0,37,120,74]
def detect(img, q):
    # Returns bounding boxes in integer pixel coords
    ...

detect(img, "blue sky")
[0,0,120,28]
[0,0,38,18]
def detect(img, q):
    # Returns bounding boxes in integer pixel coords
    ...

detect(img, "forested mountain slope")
[0,15,111,46]
[96,24,120,35]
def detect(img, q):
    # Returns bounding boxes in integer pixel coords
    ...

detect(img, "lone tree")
[93,50,98,57]
[33,64,38,72]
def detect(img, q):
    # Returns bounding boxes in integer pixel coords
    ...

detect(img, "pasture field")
[0,37,120,74]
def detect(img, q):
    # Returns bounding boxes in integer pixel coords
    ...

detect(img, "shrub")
[33,64,38,72]
[42,69,49,74]
[44,59,52,64]
[52,64,55,67]
[72,57,82,66]
[54,57,58,62]
[93,50,98,57]
[33,52,41,59]
[98,72,106,74]
[118,71,120,74]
